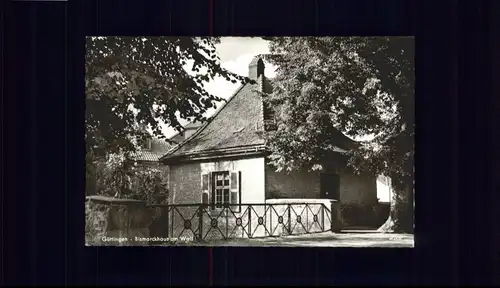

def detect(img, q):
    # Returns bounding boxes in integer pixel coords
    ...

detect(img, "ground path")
[204,230,414,247]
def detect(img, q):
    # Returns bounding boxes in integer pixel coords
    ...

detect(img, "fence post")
[225,206,228,240]
[330,200,342,233]
[198,204,203,241]
[269,205,272,236]
[264,203,267,237]
[287,204,292,235]
[248,207,252,238]
[321,204,325,231]
[306,204,309,233]
[161,203,169,238]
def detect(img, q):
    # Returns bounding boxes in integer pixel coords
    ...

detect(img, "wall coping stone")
[265,198,338,204]
[86,195,146,205]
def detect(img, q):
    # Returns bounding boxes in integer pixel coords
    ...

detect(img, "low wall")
[266,199,342,234]
[85,195,153,246]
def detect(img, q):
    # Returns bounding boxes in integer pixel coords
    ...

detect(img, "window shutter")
[201,173,210,205]
[229,171,241,212]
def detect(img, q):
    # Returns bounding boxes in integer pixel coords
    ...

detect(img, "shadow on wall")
[264,196,389,229]
[340,202,390,228]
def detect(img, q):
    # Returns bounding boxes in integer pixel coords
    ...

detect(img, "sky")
[159,37,277,138]
[158,37,375,141]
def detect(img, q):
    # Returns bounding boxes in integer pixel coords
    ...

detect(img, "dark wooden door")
[320,173,340,200]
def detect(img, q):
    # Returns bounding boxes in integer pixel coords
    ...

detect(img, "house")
[126,121,205,193]
[130,121,203,168]
[130,137,173,167]
[159,56,379,226]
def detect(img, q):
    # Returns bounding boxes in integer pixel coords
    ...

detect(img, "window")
[214,171,230,207]
[201,170,241,212]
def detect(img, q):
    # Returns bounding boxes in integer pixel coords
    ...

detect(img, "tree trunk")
[85,159,97,196]
[378,184,414,233]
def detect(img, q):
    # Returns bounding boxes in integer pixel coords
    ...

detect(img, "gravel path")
[207,232,414,247]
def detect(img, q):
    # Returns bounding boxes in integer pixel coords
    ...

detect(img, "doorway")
[320,173,340,200]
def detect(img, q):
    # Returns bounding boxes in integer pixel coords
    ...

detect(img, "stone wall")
[85,195,153,246]
[339,172,378,205]
[265,165,378,207]
[168,163,202,204]
[265,166,321,199]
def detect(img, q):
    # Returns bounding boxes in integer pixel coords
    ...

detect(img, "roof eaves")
[171,143,266,157]
[162,145,268,164]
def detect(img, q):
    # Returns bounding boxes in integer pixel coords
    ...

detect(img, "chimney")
[248,56,265,80]
[182,120,203,139]
[184,128,196,139]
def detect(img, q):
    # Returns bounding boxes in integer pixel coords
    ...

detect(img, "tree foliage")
[263,37,414,232]
[86,36,252,155]
[90,152,168,204]
[263,37,414,186]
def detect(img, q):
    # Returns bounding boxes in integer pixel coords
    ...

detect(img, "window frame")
[213,171,231,208]
[201,170,241,214]
[141,138,152,150]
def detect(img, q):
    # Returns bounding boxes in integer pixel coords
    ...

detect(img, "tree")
[93,152,167,202]
[86,36,253,156]
[263,37,414,233]
[85,37,254,199]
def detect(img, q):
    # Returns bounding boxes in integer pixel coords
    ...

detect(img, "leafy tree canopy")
[86,36,253,156]
[262,37,414,190]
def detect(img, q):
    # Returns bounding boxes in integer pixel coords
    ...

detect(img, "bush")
[130,167,168,204]
[89,152,168,204]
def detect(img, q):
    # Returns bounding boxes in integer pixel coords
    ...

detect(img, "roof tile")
[163,74,269,158]
[130,138,173,162]
[161,56,358,161]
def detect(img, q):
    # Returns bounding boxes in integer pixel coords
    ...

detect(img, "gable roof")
[185,121,203,129]
[130,121,204,162]
[160,56,360,163]
[160,73,269,162]
[166,120,204,145]
[129,137,173,162]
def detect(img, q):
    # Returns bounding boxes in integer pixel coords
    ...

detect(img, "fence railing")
[147,202,336,241]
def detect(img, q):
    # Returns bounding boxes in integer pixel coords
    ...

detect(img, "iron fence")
[147,202,333,241]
